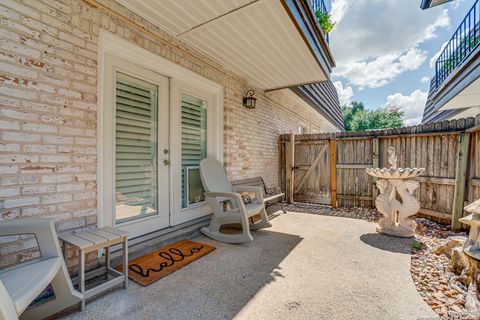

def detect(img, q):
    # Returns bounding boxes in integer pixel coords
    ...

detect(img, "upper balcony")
[430,0,480,92]
[422,0,480,123]
[114,0,335,91]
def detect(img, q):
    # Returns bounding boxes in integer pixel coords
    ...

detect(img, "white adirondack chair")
[199,158,272,243]
[0,218,83,320]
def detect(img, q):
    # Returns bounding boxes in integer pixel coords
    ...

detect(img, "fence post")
[285,133,295,204]
[330,139,337,208]
[452,132,470,231]
[372,138,379,205]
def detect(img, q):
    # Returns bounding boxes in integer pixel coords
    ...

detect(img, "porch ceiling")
[114,0,329,90]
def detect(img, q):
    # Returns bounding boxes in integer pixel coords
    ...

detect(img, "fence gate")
[293,139,331,205]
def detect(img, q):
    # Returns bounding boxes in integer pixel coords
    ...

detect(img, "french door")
[103,55,170,238]
[100,35,224,239]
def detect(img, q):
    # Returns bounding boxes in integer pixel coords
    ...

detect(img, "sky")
[328,0,474,125]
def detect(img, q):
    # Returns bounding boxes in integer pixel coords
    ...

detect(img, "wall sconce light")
[243,90,256,109]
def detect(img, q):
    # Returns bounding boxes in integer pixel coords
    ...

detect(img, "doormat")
[116,239,215,286]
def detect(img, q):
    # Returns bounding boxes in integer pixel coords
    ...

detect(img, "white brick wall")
[0,0,334,267]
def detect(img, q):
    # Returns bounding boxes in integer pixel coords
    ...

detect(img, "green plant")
[315,10,335,34]
[411,241,421,251]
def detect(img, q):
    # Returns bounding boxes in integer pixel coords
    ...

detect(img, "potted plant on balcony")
[315,10,335,34]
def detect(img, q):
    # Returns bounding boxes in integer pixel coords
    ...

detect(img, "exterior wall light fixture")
[243,90,256,109]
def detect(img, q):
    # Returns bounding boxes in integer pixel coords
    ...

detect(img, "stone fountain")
[366,147,425,237]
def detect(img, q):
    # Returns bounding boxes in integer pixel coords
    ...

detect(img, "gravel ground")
[410,218,475,319]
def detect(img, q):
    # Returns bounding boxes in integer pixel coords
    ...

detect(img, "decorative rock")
[449,283,464,293]
[467,257,479,283]
[477,270,480,301]
[432,292,445,299]
[408,218,469,317]
[450,304,463,314]
[433,236,467,257]
[465,284,480,312]
[450,247,470,276]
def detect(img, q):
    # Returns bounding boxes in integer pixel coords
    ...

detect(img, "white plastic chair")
[199,158,272,243]
[0,218,83,320]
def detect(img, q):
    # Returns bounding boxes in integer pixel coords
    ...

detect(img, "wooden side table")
[59,226,129,310]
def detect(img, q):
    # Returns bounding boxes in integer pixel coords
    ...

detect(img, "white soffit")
[439,77,480,110]
[115,0,326,90]
[449,107,480,120]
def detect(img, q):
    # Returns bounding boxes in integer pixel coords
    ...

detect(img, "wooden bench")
[232,177,286,213]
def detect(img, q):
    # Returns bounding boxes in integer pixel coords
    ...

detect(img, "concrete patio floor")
[59,209,436,320]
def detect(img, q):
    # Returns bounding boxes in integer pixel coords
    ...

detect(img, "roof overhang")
[290,81,345,130]
[445,106,480,119]
[438,76,480,111]
[420,0,453,10]
[114,0,335,90]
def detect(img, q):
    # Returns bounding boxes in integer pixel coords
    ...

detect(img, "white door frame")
[102,54,170,238]
[98,31,224,238]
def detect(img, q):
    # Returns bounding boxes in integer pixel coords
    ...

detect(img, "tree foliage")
[341,101,404,132]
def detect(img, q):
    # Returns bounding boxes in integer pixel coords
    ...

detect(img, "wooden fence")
[279,116,480,229]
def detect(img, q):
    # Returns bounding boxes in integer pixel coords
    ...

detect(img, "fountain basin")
[366,167,425,179]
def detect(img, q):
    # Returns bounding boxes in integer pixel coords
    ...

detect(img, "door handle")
[163,159,170,166]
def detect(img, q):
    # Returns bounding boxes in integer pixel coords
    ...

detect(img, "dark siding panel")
[291,80,345,130]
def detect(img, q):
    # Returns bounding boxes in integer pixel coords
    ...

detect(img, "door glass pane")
[181,93,207,208]
[115,72,158,223]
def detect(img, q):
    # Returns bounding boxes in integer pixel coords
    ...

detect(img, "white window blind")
[115,72,158,222]
[181,93,207,208]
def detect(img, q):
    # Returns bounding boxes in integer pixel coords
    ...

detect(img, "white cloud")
[418,10,450,44]
[421,77,431,83]
[330,1,450,64]
[333,81,353,105]
[330,0,450,89]
[330,0,350,24]
[453,0,464,9]
[385,90,428,125]
[333,48,427,88]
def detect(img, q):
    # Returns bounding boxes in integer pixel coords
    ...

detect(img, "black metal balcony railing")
[432,0,480,91]
[309,0,328,16]
[309,0,330,43]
